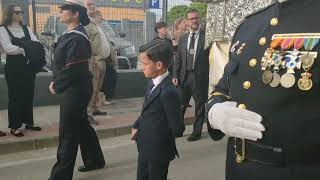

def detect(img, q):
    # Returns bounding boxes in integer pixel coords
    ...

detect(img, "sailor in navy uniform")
[48,1,105,179]
[207,0,320,179]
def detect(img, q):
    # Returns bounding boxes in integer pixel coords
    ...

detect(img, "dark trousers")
[5,55,35,129]
[181,71,208,135]
[137,155,170,180]
[102,63,117,99]
[49,82,105,180]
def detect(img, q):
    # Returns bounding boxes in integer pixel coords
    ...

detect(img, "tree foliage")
[167,3,207,24]
[190,2,207,19]
[167,5,189,24]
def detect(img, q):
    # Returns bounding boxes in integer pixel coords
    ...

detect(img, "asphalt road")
[0,126,227,180]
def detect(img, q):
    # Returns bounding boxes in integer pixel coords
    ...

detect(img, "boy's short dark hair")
[139,39,173,67]
[154,21,168,33]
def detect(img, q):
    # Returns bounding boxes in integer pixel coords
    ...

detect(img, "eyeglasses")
[14,11,24,15]
[187,17,200,21]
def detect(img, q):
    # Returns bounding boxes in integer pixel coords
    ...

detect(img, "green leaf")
[167,3,207,25]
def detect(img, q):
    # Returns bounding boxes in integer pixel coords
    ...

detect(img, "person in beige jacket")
[84,0,111,124]
[95,10,118,106]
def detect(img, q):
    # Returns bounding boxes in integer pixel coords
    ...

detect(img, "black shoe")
[10,129,24,137]
[92,110,107,116]
[25,125,42,131]
[187,134,201,142]
[0,131,6,137]
[182,104,192,109]
[78,164,105,172]
[88,115,100,125]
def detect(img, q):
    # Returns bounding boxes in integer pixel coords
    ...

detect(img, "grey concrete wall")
[121,19,145,52]
[0,70,148,110]
[144,11,157,44]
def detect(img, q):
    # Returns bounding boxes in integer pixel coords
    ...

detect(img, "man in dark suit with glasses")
[173,9,209,141]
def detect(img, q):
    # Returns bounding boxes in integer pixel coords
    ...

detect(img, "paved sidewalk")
[0,97,195,155]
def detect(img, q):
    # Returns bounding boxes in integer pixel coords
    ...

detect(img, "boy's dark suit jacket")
[132,75,185,162]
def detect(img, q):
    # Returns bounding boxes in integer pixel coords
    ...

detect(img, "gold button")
[270,18,279,26]
[259,37,267,46]
[249,59,257,67]
[243,81,251,90]
[238,104,247,109]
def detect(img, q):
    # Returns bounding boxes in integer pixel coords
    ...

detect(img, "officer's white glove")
[208,101,265,141]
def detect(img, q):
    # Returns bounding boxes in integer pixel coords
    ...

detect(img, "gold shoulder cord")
[208,92,231,100]
[235,138,246,164]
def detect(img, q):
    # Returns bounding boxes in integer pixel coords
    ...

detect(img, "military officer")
[207,0,320,179]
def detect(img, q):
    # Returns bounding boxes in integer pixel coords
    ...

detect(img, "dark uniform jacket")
[153,36,173,46]
[20,40,46,73]
[207,0,320,179]
[3,25,46,73]
[133,75,185,162]
[52,26,92,94]
[173,29,209,87]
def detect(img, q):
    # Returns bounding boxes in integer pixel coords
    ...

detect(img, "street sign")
[149,0,160,9]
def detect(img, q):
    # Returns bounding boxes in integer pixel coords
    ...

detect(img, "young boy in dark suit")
[132,39,185,180]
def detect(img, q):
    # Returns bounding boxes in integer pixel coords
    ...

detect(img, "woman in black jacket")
[0,5,41,137]
[48,1,105,180]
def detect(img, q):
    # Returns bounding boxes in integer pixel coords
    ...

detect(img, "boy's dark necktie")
[145,82,155,99]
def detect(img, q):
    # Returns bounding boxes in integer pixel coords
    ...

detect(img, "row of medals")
[261,37,318,91]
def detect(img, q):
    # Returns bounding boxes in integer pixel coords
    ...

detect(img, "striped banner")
[294,38,304,50]
[281,38,295,50]
[304,38,320,50]
[271,38,283,49]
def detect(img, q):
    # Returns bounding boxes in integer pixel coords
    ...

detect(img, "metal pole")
[162,0,167,22]
[31,0,37,34]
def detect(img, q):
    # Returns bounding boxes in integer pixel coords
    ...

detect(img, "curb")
[0,117,195,155]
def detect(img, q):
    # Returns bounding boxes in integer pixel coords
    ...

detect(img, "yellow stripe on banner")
[209,45,214,65]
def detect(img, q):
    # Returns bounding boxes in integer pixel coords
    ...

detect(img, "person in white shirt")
[0,4,41,137]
